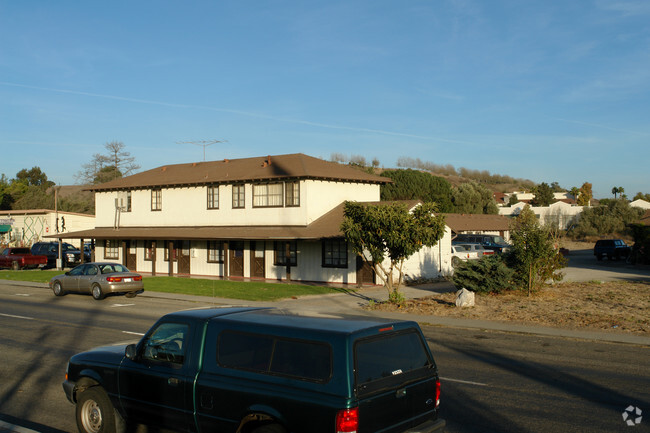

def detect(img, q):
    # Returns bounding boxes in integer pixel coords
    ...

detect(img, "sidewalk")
[6,279,650,346]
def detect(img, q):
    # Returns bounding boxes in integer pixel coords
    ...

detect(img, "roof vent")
[262,155,272,167]
[161,167,167,172]
[223,159,229,163]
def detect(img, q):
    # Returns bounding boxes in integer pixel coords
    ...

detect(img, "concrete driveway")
[562,245,650,282]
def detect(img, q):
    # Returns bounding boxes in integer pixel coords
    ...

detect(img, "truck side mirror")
[125,344,137,360]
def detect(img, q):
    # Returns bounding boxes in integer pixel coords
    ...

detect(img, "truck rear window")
[217,330,332,382]
[355,330,432,386]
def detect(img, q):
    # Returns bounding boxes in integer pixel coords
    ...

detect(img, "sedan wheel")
[92,285,104,300]
[53,281,65,297]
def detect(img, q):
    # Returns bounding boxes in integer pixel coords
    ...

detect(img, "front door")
[229,241,244,277]
[250,241,265,279]
[125,240,137,270]
[178,241,191,275]
[356,256,375,286]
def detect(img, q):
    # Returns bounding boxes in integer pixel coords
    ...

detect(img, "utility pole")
[176,139,227,161]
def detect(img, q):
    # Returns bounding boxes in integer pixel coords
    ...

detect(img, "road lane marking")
[122,331,145,336]
[0,313,34,320]
[14,293,30,297]
[439,376,488,386]
[111,303,135,307]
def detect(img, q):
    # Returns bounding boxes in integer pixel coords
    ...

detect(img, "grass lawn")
[0,270,345,301]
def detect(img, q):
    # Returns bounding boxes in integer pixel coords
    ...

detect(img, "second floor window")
[207,186,219,209]
[253,183,283,207]
[151,189,162,211]
[232,185,245,209]
[285,181,299,207]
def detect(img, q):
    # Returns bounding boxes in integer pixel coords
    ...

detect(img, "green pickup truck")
[63,307,445,433]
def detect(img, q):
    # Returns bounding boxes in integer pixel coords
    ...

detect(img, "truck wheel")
[11,261,20,271]
[251,424,286,433]
[76,387,125,433]
[53,281,66,297]
[92,285,105,300]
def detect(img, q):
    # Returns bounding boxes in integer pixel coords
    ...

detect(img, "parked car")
[31,241,90,268]
[451,245,479,266]
[0,247,48,270]
[453,234,510,253]
[456,243,494,257]
[63,307,444,433]
[49,262,144,300]
[593,239,631,261]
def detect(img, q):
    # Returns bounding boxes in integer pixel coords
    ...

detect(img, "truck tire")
[76,387,125,433]
[11,261,20,271]
[53,281,66,297]
[92,284,105,300]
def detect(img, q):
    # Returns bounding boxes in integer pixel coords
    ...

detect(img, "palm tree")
[570,186,580,203]
[612,186,620,199]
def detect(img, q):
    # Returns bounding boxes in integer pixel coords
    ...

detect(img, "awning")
[0,225,12,233]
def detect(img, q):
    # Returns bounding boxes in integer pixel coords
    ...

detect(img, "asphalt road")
[0,282,648,433]
[562,246,650,282]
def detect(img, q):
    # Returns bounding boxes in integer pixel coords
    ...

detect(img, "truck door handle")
[168,377,180,386]
[396,388,407,398]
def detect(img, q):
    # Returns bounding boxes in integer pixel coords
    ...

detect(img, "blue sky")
[1,0,649,199]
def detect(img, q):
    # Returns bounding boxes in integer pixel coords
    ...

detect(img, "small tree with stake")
[341,201,446,304]
[506,205,567,296]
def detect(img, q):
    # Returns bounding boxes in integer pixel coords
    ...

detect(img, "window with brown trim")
[151,189,162,211]
[164,241,177,261]
[144,241,154,261]
[104,240,119,260]
[322,239,348,268]
[285,181,300,207]
[274,241,297,266]
[207,240,224,263]
[207,185,219,209]
[232,185,245,209]
[253,183,283,207]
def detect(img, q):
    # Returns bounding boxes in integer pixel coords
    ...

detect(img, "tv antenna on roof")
[176,139,228,161]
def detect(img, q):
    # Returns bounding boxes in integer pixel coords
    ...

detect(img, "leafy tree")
[506,205,566,295]
[633,192,650,202]
[576,182,592,206]
[451,181,498,214]
[508,194,519,206]
[571,200,644,238]
[531,182,555,206]
[341,201,446,303]
[76,141,140,184]
[15,167,55,188]
[380,169,453,212]
[452,255,515,294]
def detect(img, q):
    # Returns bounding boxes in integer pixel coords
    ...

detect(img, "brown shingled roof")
[443,213,510,232]
[88,153,390,192]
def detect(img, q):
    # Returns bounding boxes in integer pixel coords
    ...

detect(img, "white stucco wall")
[95,180,381,228]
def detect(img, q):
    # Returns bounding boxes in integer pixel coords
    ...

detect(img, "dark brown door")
[250,241,265,279]
[178,241,191,275]
[229,241,244,277]
[356,256,375,286]
[125,240,137,270]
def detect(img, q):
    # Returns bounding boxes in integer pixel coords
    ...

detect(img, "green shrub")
[452,256,515,294]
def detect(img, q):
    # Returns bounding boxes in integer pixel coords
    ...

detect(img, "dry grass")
[369,281,650,335]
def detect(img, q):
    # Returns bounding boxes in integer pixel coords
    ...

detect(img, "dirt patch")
[369,281,650,335]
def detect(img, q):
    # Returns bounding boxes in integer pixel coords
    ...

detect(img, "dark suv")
[31,242,89,268]
[594,239,631,261]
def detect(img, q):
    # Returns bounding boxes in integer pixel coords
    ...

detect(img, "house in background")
[630,199,650,210]
[56,154,452,285]
[0,209,95,248]
[498,201,585,231]
[444,213,511,241]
